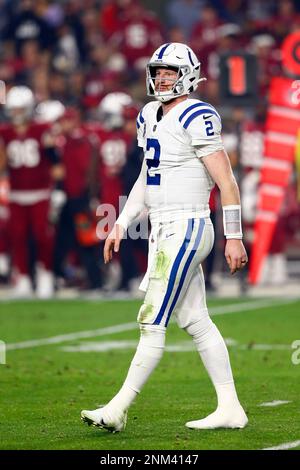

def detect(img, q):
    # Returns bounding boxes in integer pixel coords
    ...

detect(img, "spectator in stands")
[267,0,300,43]
[190,4,223,52]
[3,0,57,54]
[166,0,204,40]
[109,0,164,72]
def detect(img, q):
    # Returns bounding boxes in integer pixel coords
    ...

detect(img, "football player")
[95,92,134,211]
[53,107,103,292]
[81,43,248,431]
[0,86,62,298]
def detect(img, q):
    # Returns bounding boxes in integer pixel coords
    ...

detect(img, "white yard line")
[239,344,291,351]
[263,440,300,450]
[61,338,236,353]
[259,400,292,407]
[209,298,297,316]
[6,322,137,351]
[60,340,292,354]
[5,298,298,351]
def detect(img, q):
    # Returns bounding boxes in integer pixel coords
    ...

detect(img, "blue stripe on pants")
[164,219,205,327]
[153,219,194,326]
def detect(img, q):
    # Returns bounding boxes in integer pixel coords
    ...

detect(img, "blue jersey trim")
[179,102,220,123]
[182,108,220,129]
[139,109,145,124]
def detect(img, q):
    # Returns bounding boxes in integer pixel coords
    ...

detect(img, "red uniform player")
[87,92,133,214]
[54,107,103,292]
[0,87,63,298]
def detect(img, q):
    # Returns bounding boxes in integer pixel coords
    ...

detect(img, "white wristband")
[223,205,243,239]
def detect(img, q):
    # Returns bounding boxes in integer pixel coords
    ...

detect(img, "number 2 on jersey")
[205,120,214,136]
[146,138,161,185]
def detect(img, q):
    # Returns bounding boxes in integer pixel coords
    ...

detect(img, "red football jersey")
[111,13,163,67]
[0,122,51,191]
[60,127,95,198]
[86,123,131,210]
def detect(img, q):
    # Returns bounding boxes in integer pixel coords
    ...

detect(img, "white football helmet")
[5,86,35,124]
[146,43,205,102]
[35,100,66,123]
[98,92,133,129]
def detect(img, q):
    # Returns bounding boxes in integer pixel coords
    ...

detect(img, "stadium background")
[0,0,300,298]
[1,0,300,452]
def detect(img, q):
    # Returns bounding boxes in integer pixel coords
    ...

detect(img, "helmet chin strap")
[155,94,173,103]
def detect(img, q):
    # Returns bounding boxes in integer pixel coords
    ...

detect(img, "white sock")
[106,324,166,412]
[106,384,137,412]
[214,382,240,409]
[186,318,240,408]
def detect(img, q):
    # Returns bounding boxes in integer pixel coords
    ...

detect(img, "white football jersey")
[136,98,224,224]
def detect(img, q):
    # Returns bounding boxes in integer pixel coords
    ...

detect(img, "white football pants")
[138,217,214,329]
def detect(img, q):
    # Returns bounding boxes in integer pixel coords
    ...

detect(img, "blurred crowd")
[0,0,300,298]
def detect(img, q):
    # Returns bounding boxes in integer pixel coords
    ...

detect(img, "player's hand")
[104,223,125,264]
[225,239,248,275]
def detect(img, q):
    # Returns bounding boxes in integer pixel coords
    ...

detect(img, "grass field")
[0,297,300,450]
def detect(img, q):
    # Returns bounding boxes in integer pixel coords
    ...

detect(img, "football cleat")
[81,406,127,433]
[185,405,248,430]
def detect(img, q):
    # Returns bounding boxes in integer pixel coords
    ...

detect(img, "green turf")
[0,297,300,450]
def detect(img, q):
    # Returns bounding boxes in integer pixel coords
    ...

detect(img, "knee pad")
[185,317,223,352]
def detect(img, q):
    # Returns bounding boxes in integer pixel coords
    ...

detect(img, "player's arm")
[187,106,247,274]
[202,149,248,274]
[104,159,147,264]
